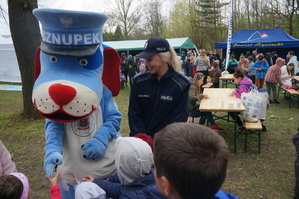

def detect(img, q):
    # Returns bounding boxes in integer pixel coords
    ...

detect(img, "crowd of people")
[1,36,299,199]
[183,49,299,103]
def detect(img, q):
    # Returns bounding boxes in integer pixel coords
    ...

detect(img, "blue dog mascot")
[32,8,122,198]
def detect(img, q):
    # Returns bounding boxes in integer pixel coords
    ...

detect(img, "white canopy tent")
[0,35,21,83]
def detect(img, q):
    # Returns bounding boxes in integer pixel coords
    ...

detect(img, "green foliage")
[103,31,114,41]
[103,25,125,41]
[165,0,228,50]
[113,25,125,41]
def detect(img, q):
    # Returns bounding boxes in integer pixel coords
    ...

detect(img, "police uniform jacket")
[129,66,191,138]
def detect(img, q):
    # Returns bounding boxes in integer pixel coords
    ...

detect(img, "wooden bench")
[244,120,263,154]
[202,82,213,88]
[283,88,299,108]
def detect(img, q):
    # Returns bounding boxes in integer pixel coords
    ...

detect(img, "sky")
[0,0,175,36]
[0,0,110,36]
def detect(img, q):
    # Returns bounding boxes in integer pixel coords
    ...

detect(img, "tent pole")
[194,45,200,57]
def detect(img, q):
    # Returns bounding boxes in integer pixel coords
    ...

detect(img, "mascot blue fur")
[32,8,122,198]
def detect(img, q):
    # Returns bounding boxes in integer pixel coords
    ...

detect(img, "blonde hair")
[160,46,181,73]
[198,49,209,63]
[192,72,205,96]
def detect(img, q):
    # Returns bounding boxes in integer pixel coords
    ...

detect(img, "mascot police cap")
[33,8,108,57]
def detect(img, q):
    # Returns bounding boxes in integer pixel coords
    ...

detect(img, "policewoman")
[128,37,191,138]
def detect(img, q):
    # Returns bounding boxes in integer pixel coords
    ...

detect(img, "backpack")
[192,65,197,75]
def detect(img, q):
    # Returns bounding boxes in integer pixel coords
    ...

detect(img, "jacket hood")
[240,76,253,86]
[75,182,106,199]
[115,137,153,185]
[275,58,285,67]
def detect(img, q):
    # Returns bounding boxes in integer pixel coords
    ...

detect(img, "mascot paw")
[44,152,63,177]
[81,138,107,160]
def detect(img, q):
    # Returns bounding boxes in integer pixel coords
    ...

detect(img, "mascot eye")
[50,56,57,63]
[79,59,88,66]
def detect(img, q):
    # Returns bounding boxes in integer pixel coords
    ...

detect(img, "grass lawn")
[0,84,298,199]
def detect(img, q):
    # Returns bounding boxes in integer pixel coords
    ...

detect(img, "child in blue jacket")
[252,54,269,88]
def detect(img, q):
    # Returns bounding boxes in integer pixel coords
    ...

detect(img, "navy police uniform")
[129,67,191,138]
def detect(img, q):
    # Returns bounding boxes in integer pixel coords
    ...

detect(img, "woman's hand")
[203,94,209,99]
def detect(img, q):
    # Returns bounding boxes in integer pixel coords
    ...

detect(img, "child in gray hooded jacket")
[83,137,166,199]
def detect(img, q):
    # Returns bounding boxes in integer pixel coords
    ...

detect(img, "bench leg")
[289,95,292,108]
[244,130,248,153]
[258,130,261,154]
[244,129,261,154]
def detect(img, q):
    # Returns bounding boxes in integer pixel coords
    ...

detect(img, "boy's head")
[115,137,153,185]
[154,123,229,199]
[257,54,264,61]
[213,60,219,68]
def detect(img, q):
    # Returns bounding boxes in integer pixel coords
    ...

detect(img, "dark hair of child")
[154,123,229,199]
[257,54,264,61]
[233,68,245,79]
[0,175,23,199]
[247,56,254,62]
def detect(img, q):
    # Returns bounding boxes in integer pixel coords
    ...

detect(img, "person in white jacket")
[0,140,17,176]
[287,51,299,75]
[281,63,295,85]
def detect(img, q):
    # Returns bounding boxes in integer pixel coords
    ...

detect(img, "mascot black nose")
[49,83,77,106]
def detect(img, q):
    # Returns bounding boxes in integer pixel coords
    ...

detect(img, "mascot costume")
[32,8,122,198]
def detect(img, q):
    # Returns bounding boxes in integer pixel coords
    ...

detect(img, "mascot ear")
[102,44,121,97]
[34,47,41,81]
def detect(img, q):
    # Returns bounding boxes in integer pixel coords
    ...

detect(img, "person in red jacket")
[46,172,62,199]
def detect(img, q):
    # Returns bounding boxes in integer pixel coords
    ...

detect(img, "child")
[0,140,17,176]
[83,137,166,199]
[0,172,30,199]
[252,54,269,88]
[46,172,106,199]
[46,172,62,199]
[153,123,238,199]
[138,58,147,73]
[229,68,253,132]
[74,182,106,199]
[189,72,222,130]
[209,60,222,88]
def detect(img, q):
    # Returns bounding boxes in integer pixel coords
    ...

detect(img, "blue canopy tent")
[215,28,299,59]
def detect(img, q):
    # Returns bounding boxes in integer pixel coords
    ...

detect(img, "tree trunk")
[8,0,42,119]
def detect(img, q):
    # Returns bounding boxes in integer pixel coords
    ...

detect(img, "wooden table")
[219,74,234,88]
[294,76,299,81]
[200,88,245,153]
